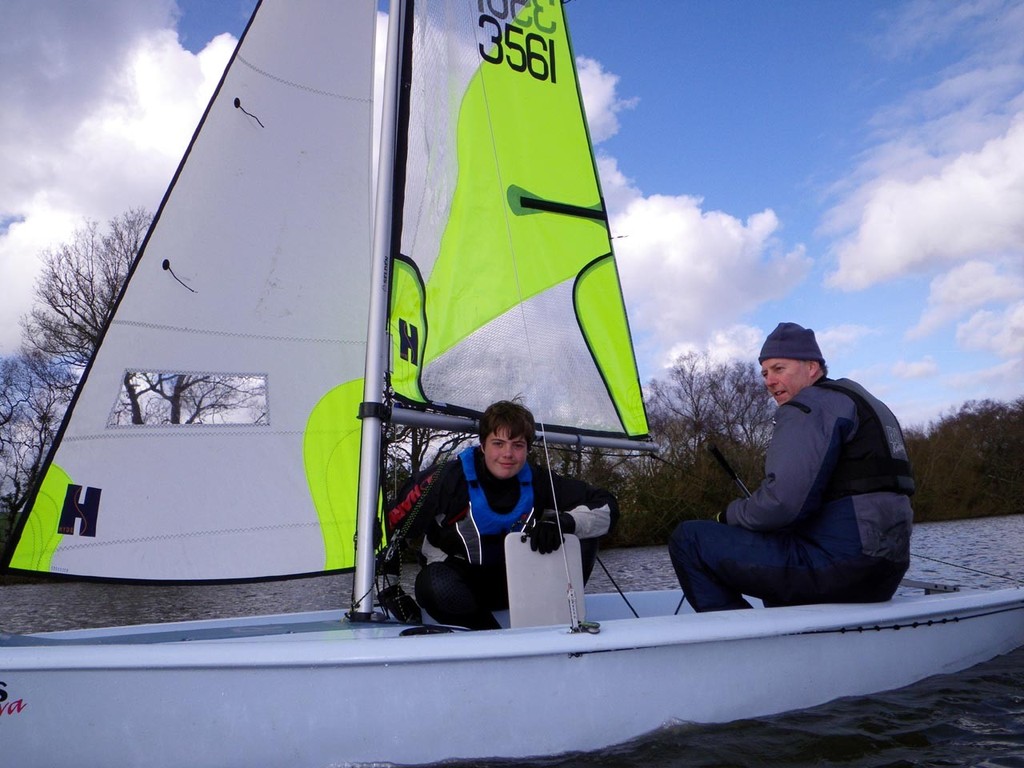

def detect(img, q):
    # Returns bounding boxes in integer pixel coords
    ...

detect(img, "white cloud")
[893,356,939,379]
[944,354,1024,406]
[0,2,232,354]
[706,325,766,365]
[656,323,876,376]
[817,324,875,357]
[811,1,1024,423]
[661,324,764,370]
[576,56,637,144]
[595,154,642,221]
[956,300,1024,358]
[909,259,1024,338]
[609,192,810,373]
[821,0,1024,400]
[875,0,1017,59]
[827,116,1024,290]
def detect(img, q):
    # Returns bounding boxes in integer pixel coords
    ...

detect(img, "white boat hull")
[3,587,1024,767]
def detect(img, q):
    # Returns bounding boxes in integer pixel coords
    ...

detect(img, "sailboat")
[2,1,1022,766]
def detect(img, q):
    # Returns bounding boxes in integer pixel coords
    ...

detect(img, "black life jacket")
[814,378,915,500]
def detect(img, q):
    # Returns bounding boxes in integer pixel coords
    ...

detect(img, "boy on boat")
[669,323,914,611]
[385,400,618,629]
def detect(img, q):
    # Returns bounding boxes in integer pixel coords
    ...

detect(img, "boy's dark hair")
[478,400,536,446]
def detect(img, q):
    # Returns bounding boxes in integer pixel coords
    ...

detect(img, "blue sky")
[1,1,1022,429]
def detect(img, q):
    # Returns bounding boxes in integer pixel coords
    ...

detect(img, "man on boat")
[385,400,618,629]
[668,322,914,611]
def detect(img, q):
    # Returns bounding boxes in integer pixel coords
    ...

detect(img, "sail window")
[108,372,269,426]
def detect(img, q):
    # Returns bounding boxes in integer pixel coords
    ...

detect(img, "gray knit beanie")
[758,322,825,365]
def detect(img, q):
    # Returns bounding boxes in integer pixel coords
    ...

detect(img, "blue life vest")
[459,446,534,535]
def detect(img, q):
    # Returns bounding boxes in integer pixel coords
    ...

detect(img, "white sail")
[6,0,377,580]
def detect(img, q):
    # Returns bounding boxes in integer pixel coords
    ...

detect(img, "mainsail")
[387,0,648,439]
[3,1,377,580]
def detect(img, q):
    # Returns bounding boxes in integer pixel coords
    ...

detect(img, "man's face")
[481,427,529,480]
[761,358,821,405]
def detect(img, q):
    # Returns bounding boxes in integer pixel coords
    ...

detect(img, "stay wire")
[910,551,1024,586]
[535,442,585,630]
[594,555,640,618]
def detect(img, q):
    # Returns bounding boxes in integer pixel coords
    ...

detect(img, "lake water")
[3,515,1024,767]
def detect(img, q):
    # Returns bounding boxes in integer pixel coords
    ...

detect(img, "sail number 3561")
[478,0,560,84]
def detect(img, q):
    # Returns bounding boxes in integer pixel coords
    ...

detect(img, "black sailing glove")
[529,511,576,554]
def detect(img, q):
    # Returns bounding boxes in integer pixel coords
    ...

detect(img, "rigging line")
[911,551,1024,586]
[594,556,639,618]
[351,580,376,617]
[533,455,582,627]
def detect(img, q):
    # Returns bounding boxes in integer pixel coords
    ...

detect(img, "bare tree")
[708,359,776,455]
[624,352,775,543]
[0,352,75,544]
[647,352,773,465]
[21,208,150,372]
[382,422,471,503]
[1,210,149,543]
[647,351,720,459]
[0,357,24,450]
[109,372,269,426]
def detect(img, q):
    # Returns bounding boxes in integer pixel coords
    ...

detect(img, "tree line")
[2,211,1022,552]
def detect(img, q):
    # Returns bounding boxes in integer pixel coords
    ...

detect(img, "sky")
[1,0,1022,430]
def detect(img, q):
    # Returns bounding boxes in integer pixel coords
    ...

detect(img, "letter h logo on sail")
[57,484,101,537]
[399,319,419,365]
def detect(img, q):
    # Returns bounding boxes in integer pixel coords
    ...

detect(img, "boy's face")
[481,427,529,480]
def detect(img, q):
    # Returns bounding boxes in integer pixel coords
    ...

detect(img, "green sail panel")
[575,255,649,438]
[391,0,648,438]
[389,256,429,404]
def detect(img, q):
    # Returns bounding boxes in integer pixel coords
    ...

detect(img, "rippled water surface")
[3,515,1023,767]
